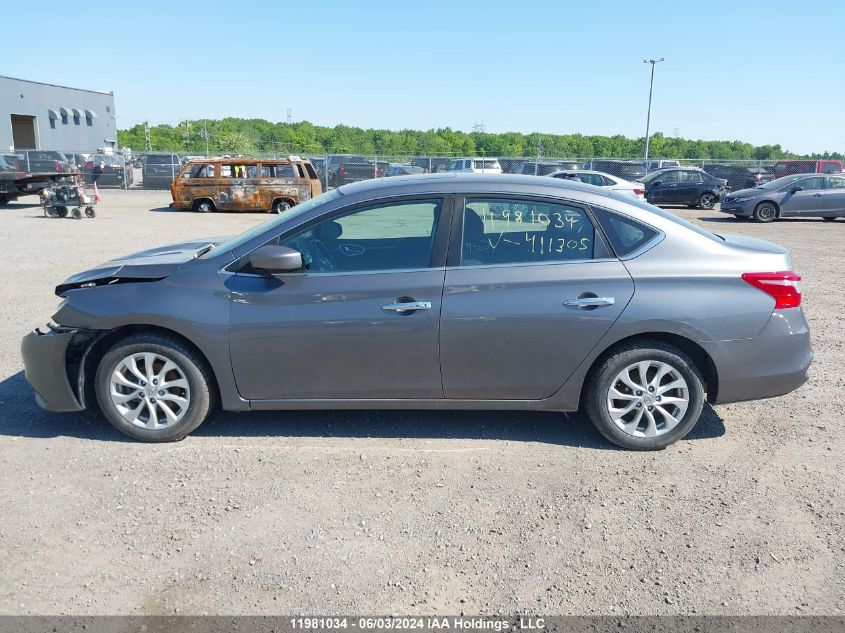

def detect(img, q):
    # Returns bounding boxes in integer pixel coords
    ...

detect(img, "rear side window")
[591,207,659,257]
[460,198,608,266]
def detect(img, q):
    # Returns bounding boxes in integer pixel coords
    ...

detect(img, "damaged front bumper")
[21,325,86,412]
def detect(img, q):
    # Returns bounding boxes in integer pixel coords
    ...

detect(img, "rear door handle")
[564,297,615,308]
[382,301,432,312]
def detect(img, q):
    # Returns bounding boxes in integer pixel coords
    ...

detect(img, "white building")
[0,75,117,152]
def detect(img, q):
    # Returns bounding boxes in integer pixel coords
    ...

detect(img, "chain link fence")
[5,148,842,194]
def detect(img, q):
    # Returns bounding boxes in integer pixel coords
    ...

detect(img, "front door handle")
[382,301,432,312]
[564,296,615,308]
[812,193,823,197]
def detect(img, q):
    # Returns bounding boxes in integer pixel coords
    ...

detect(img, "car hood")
[727,187,764,198]
[56,236,227,295]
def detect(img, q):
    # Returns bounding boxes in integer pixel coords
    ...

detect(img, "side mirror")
[249,245,303,274]
[790,186,804,194]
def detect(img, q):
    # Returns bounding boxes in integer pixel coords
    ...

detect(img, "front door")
[439,196,635,400]
[780,175,827,216]
[228,196,450,401]
[648,170,679,204]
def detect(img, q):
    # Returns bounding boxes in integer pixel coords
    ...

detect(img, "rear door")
[824,176,845,215]
[439,195,635,400]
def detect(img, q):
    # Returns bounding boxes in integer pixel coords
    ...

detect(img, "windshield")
[202,189,343,258]
[757,174,810,190]
[473,160,500,169]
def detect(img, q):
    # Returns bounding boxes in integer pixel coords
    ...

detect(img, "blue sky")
[6,1,844,154]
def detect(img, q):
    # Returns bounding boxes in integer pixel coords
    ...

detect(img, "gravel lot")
[0,190,842,615]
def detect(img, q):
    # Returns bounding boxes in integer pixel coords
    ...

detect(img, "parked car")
[720,173,845,222]
[410,157,451,173]
[15,150,75,173]
[324,154,380,187]
[84,154,131,187]
[772,160,843,178]
[1,153,24,171]
[446,158,502,173]
[548,170,644,199]
[584,160,646,181]
[640,167,727,209]
[170,157,322,213]
[496,158,526,174]
[22,174,811,450]
[514,161,582,176]
[703,164,773,192]
[142,152,182,189]
[387,164,425,177]
[643,160,680,171]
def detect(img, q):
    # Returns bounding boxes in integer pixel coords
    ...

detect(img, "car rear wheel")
[753,202,777,223]
[584,341,705,450]
[95,334,215,442]
[272,199,291,214]
[192,199,215,213]
[698,192,717,209]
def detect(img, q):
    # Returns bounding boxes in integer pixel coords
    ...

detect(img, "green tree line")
[117,118,843,161]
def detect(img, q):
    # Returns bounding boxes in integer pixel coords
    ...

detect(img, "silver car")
[547,169,645,200]
[721,173,845,222]
[21,174,812,449]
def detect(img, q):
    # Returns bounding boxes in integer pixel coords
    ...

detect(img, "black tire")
[698,192,717,210]
[753,201,777,223]
[272,199,291,214]
[95,334,215,442]
[0,193,8,206]
[822,216,837,222]
[71,206,82,219]
[55,206,68,218]
[44,206,58,218]
[85,206,96,218]
[192,199,215,214]
[583,341,705,450]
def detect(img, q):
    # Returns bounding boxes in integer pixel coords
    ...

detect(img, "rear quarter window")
[591,207,659,257]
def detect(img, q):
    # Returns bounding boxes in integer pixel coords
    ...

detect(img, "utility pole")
[535,138,543,176]
[643,57,664,172]
[286,108,292,124]
[202,121,209,156]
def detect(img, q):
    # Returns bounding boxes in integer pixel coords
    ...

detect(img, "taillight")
[55,161,61,171]
[375,167,380,177]
[742,271,801,309]
[338,165,346,177]
[634,188,645,196]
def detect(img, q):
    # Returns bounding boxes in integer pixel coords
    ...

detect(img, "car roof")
[336,172,610,201]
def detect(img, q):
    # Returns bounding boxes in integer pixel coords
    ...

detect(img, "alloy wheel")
[606,360,689,438]
[109,352,191,430]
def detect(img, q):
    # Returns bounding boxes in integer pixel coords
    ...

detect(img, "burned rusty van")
[170,156,322,213]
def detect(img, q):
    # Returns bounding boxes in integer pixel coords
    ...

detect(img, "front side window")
[461,198,600,266]
[278,199,443,273]
[797,176,826,191]
[659,170,680,183]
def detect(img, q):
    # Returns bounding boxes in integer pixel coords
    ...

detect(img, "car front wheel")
[753,202,777,223]
[584,341,705,450]
[95,334,214,442]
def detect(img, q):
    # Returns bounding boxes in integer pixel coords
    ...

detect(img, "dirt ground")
[0,190,842,615]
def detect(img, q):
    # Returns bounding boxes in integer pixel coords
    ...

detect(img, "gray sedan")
[721,173,845,222]
[21,174,812,450]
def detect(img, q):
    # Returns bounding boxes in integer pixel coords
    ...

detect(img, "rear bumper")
[21,327,85,412]
[704,308,813,404]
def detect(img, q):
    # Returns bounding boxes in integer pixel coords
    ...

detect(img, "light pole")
[643,57,664,172]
